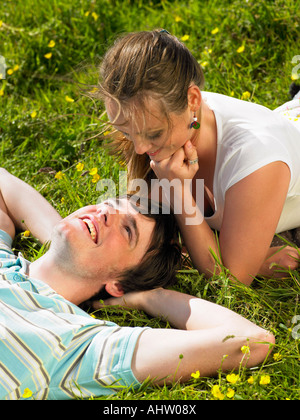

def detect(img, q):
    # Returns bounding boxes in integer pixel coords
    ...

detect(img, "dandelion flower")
[30,111,37,119]
[55,171,65,180]
[91,12,99,21]
[175,16,182,22]
[0,89,4,97]
[241,345,250,354]
[48,40,55,48]
[273,353,282,362]
[226,373,239,384]
[92,173,100,183]
[0,20,3,28]
[181,35,189,41]
[89,167,98,176]
[22,388,33,399]
[226,388,235,399]
[65,95,74,103]
[76,162,84,171]
[259,375,271,385]
[241,91,251,100]
[237,45,245,53]
[22,230,30,238]
[247,376,254,384]
[191,370,200,379]
[211,27,219,35]
[44,52,52,59]
[211,385,224,400]
[7,68,13,75]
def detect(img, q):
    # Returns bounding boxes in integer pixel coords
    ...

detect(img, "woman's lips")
[147,148,161,157]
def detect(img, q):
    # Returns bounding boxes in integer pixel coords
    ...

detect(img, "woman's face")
[106,96,196,162]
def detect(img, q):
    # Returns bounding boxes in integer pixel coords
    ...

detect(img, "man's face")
[50,198,155,283]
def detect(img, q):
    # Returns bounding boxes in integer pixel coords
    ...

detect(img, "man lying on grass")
[0,168,274,400]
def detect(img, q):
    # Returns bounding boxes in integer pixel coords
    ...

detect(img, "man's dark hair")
[118,197,182,293]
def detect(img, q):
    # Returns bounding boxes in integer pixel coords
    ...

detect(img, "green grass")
[1,0,300,400]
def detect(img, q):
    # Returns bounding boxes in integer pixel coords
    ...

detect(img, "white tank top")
[202,91,300,233]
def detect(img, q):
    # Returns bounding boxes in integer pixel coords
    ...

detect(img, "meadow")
[0,0,299,400]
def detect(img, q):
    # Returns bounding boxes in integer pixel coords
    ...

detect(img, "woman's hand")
[150,140,199,182]
[258,245,299,278]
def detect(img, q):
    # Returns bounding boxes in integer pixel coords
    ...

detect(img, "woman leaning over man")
[93,29,300,286]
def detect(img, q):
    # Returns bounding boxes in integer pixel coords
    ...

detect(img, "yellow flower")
[0,20,3,28]
[65,95,74,103]
[211,385,224,400]
[226,388,235,399]
[241,91,251,100]
[48,40,55,48]
[211,27,219,35]
[247,376,254,384]
[92,173,100,183]
[89,167,98,176]
[7,68,13,75]
[84,11,90,17]
[30,110,37,119]
[91,12,98,21]
[0,89,4,97]
[55,171,65,180]
[241,345,250,354]
[259,375,271,385]
[237,45,245,53]
[200,61,209,68]
[273,353,282,362]
[22,230,30,238]
[291,73,299,81]
[191,370,200,379]
[44,52,52,59]
[226,373,239,384]
[175,16,182,22]
[181,35,189,41]
[76,162,84,171]
[61,197,65,204]
[22,388,33,399]
[13,64,19,71]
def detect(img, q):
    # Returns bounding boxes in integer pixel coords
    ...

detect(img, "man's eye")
[124,225,132,240]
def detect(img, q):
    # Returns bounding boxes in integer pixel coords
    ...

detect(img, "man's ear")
[104,281,124,298]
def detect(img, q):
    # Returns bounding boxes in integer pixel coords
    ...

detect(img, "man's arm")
[94,289,275,384]
[0,168,62,242]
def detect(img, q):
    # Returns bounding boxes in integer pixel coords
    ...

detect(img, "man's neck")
[28,253,94,306]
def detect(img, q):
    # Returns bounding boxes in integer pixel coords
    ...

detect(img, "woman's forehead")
[105,95,166,128]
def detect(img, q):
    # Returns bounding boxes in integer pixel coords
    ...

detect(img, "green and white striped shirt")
[0,230,145,400]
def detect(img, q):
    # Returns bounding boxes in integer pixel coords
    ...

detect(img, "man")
[0,168,274,400]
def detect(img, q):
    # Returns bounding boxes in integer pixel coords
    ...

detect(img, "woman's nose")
[133,138,152,155]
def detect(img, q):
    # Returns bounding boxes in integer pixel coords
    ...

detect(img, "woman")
[95,29,300,286]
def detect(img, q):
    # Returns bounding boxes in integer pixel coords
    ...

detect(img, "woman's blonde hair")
[97,29,205,184]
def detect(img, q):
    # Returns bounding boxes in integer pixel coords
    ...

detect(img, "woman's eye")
[147,131,163,141]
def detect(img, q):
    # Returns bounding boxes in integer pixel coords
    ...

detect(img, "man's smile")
[78,215,99,244]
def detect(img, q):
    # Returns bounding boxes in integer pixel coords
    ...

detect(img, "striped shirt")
[0,230,146,400]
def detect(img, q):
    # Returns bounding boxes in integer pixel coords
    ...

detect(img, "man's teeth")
[83,219,96,242]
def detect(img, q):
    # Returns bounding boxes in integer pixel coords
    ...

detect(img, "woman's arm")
[94,288,274,383]
[150,144,294,285]
[0,168,62,242]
